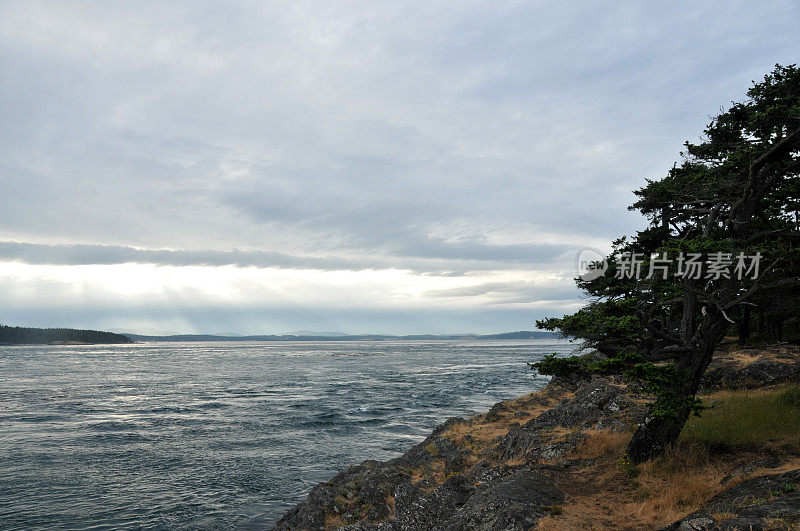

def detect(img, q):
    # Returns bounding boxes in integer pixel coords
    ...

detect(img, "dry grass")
[440,387,568,456]
[539,438,800,529]
[324,485,398,529]
[326,514,347,529]
[403,456,446,486]
[715,341,800,365]
[385,492,395,520]
[622,445,726,526]
[538,384,800,530]
[573,429,630,459]
[538,435,719,529]
[444,419,515,449]
[535,514,632,531]
[395,386,577,487]
[728,348,798,365]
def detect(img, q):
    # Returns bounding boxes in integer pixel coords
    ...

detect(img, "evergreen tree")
[534,64,800,463]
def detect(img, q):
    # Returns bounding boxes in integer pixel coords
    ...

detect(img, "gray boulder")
[665,470,800,530]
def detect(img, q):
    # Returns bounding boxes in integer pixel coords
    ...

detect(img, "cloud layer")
[1,1,798,333]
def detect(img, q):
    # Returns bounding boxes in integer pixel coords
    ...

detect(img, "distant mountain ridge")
[122,330,558,342]
[0,324,134,345]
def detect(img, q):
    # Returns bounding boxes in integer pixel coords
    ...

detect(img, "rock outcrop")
[275,345,800,530]
[666,470,800,530]
[701,345,800,391]
[275,377,643,530]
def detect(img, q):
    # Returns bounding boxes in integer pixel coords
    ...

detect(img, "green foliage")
[616,453,639,478]
[537,298,647,356]
[529,353,590,379]
[769,482,798,497]
[531,351,705,420]
[533,64,800,440]
[777,386,800,407]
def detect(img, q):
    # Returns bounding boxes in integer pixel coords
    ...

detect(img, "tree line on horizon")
[0,324,133,345]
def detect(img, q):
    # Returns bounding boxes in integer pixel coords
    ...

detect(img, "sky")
[1,1,798,335]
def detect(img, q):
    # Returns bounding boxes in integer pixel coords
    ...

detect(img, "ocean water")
[0,340,574,529]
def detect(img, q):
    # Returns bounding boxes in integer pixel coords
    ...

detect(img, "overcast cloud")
[1,1,798,334]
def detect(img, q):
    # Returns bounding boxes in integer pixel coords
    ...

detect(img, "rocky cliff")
[275,344,800,530]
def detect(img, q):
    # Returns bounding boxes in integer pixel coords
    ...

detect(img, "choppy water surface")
[0,340,573,529]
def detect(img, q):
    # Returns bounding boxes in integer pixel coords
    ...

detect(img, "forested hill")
[0,325,135,345]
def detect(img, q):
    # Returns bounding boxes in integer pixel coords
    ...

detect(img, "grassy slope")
[681,386,800,449]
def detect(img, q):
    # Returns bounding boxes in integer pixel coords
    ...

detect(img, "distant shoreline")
[0,326,560,345]
[123,331,560,342]
[0,324,134,345]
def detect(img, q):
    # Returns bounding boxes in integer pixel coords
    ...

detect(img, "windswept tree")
[534,64,800,463]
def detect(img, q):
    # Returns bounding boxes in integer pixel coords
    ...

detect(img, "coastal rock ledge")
[275,374,645,530]
[275,344,800,530]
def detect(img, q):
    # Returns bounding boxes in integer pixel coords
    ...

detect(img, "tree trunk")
[626,415,684,464]
[626,315,726,463]
[680,289,697,339]
[738,305,751,345]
